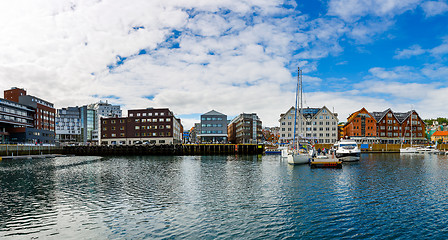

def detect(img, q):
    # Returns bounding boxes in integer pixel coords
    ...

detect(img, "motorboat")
[400,147,419,153]
[335,139,361,162]
[417,145,440,154]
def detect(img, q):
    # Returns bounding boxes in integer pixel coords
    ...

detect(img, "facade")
[198,110,227,143]
[100,108,183,145]
[342,108,377,142]
[55,107,82,144]
[342,108,427,144]
[279,106,339,144]
[431,131,448,143]
[3,87,55,144]
[371,109,426,144]
[77,101,122,144]
[189,123,201,143]
[0,98,34,143]
[227,113,262,144]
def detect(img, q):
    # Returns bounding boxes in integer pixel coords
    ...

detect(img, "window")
[135,126,140,130]
[137,113,141,116]
[129,113,134,117]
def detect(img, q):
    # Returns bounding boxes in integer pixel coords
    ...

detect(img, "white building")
[55,107,82,144]
[279,106,339,144]
[87,101,122,143]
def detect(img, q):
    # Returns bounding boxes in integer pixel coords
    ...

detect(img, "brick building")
[100,108,183,145]
[342,108,377,142]
[227,113,262,144]
[342,108,426,144]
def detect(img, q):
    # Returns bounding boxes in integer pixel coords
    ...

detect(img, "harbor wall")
[3,144,448,157]
[62,144,264,156]
[0,145,63,157]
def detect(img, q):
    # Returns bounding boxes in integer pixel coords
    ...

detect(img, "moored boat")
[335,139,361,162]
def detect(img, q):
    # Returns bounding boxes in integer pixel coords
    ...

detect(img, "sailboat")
[287,67,311,165]
[400,110,418,153]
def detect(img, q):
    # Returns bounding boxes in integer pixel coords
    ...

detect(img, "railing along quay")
[63,144,264,156]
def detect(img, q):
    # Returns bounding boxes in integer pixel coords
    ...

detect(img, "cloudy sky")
[1,0,448,129]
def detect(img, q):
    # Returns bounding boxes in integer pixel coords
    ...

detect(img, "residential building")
[342,108,377,142]
[3,87,55,144]
[100,108,183,145]
[279,106,339,144]
[55,107,82,144]
[228,113,262,144]
[198,110,227,143]
[371,109,426,144]
[262,126,280,143]
[431,131,448,143]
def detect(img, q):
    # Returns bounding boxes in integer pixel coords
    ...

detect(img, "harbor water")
[1,154,448,239]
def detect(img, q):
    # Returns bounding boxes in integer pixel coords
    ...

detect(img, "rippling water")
[1,153,448,239]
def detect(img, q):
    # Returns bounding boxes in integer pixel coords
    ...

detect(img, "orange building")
[343,108,377,139]
[430,131,448,143]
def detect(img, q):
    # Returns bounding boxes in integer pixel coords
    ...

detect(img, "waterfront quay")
[63,144,264,156]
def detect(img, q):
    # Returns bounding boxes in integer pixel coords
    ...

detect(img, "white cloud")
[367,66,423,80]
[421,1,448,17]
[430,42,448,56]
[327,0,422,22]
[1,0,446,130]
[394,44,426,59]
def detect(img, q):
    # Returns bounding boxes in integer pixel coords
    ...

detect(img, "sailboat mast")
[292,67,299,150]
[299,67,303,140]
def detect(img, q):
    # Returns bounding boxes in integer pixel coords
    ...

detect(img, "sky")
[1,0,448,130]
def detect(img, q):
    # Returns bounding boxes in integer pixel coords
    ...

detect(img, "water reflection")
[0,154,448,239]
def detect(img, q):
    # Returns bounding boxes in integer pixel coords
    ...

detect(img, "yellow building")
[431,131,448,143]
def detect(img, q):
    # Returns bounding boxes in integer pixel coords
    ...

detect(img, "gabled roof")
[279,106,294,121]
[370,108,391,122]
[432,131,448,136]
[395,111,413,123]
[202,110,225,116]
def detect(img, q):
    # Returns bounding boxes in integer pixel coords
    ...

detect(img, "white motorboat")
[417,145,440,154]
[400,147,419,153]
[335,139,361,162]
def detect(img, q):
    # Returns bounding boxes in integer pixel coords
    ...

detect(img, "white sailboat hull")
[287,154,309,165]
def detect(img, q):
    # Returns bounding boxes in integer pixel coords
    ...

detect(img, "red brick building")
[100,108,183,145]
[343,108,377,139]
[371,109,426,143]
[343,108,426,144]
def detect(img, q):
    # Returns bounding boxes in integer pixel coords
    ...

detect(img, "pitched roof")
[432,131,448,136]
[202,110,225,116]
[370,108,391,122]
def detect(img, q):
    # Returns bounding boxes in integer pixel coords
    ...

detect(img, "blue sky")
[1,0,448,129]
